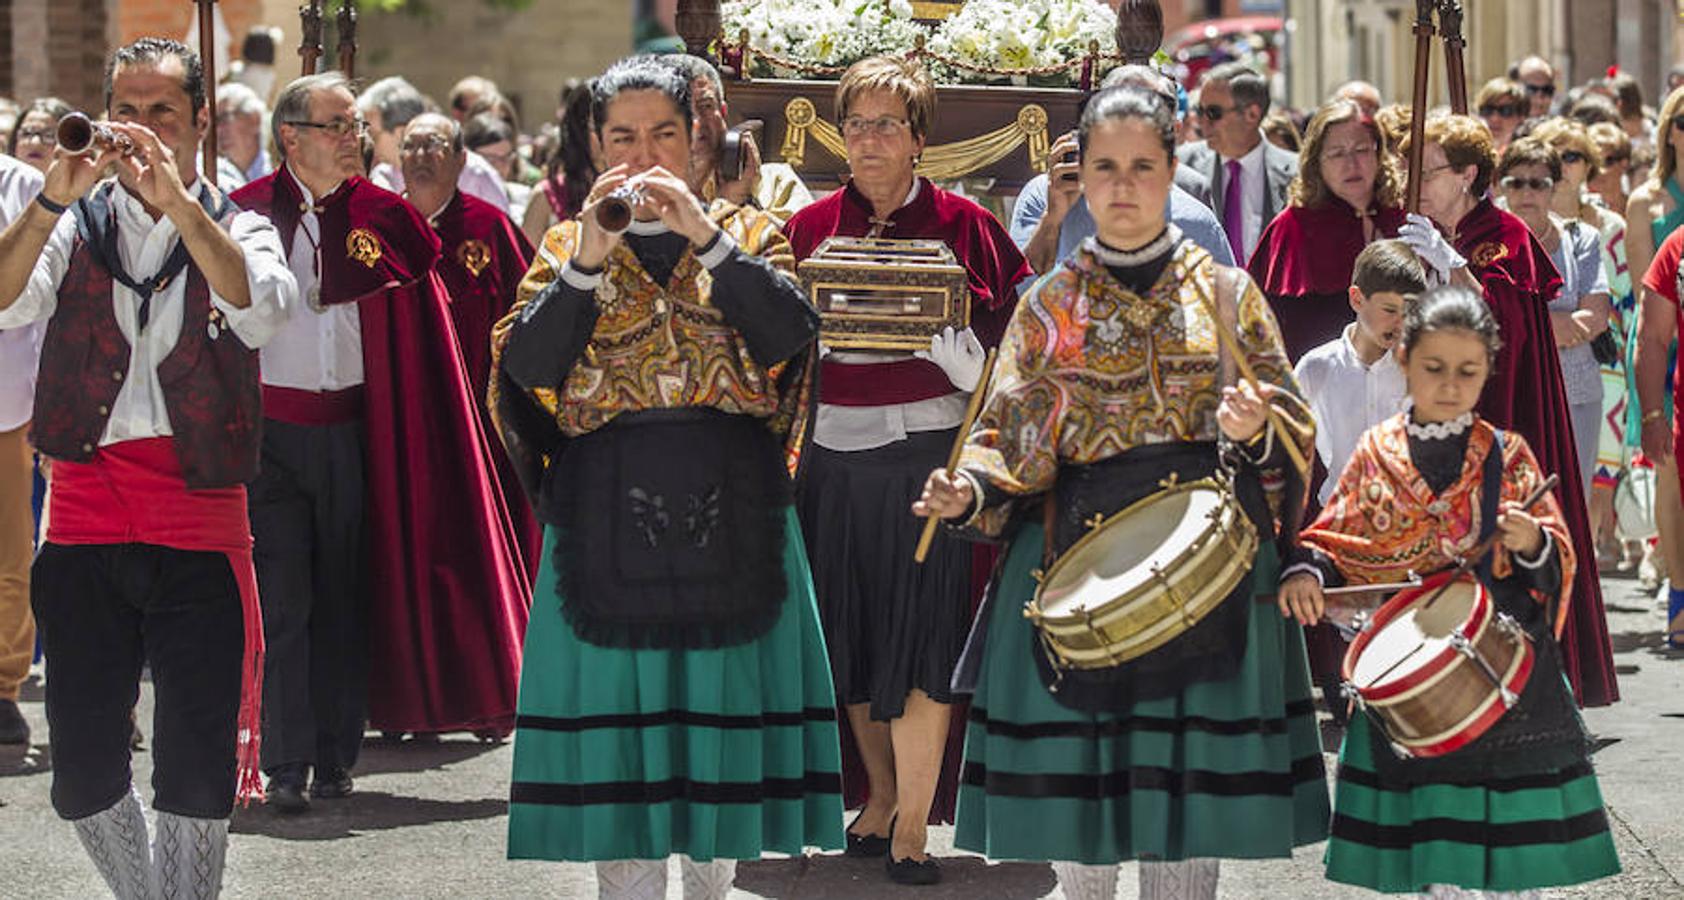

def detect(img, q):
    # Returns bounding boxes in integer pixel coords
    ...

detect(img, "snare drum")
[1341,572,1534,758]
[1024,476,1258,670]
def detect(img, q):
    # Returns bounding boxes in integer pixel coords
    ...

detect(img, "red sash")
[46,438,265,805]
[818,358,956,407]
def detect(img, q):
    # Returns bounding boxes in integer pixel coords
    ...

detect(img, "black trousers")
[249,418,369,775]
[32,542,244,820]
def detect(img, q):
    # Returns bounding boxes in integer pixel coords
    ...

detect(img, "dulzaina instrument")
[594,182,646,234]
[1024,473,1258,671]
[1339,473,1561,758]
[56,113,134,157]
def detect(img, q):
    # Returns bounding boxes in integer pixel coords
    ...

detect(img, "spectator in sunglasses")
[1606,71,1657,154]
[1476,78,1528,154]
[1510,55,1559,118]
[1588,121,1633,213]
[1176,62,1298,265]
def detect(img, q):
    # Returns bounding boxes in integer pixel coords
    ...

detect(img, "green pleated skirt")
[506,510,845,862]
[1324,709,1621,892]
[954,523,1330,864]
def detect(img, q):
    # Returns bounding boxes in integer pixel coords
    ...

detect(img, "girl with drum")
[914,85,1327,900]
[1281,286,1621,896]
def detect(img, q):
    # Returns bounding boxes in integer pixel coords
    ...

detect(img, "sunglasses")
[1197,104,1240,122]
[1604,153,1630,165]
[1480,104,1521,118]
[1524,83,1556,97]
[1560,150,1587,165]
[1500,175,1555,192]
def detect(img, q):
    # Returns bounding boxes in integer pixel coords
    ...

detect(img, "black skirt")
[797,430,973,720]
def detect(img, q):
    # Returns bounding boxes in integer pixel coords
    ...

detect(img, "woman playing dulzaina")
[489,57,841,899]
[1281,286,1621,898]
[913,85,1327,900]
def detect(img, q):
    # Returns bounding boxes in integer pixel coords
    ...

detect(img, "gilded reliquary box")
[798,237,970,352]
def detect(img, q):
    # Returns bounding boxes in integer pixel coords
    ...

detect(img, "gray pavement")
[2,570,1682,898]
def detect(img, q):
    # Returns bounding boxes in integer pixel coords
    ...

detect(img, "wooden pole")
[1437,0,1468,115]
[914,349,999,564]
[300,1,324,77]
[1405,0,1436,214]
[197,0,219,186]
[336,1,358,80]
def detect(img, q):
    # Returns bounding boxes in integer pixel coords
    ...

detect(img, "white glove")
[1398,213,1467,281]
[915,325,986,392]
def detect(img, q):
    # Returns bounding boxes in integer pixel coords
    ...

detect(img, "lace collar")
[1406,410,1474,441]
[1086,224,1183,268]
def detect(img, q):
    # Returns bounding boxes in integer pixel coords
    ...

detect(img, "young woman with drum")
[1281,286,1621,896]
[914,85,1327,900]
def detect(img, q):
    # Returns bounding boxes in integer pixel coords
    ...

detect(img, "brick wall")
[118,0,267,61]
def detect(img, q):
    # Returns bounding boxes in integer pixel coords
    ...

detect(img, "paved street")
[3,570,1682,899]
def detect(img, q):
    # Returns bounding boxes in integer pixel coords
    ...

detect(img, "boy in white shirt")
[1294,239,1428,506]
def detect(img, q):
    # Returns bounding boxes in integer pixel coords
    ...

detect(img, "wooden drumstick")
[914,348,998,565]
[1189,287,1311,478]
[1416,473,1560,614]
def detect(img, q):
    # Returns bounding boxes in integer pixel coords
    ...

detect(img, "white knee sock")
[152,811,229,900]
[71,788,153,900]
[1138,858,1219,900]
[596,859,668,900]
[1051,860,1119,900]
[679,854,736,900]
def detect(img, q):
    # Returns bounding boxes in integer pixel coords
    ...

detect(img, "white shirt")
[258,170,366,392]
[1294,324,1409,504]
[0,178,295,445]
[370,150,512,216]
[0,157,45,432]
[1219,139,1267,263]
[812,179,968,452]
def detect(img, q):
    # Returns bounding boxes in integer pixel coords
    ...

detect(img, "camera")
[1060,149,1079,181]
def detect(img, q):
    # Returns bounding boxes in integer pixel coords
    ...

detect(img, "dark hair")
[1353,239,1427,298]
[552,79,597,217]
[1567,93,1620,127]
[1497,135,1562,183]
[1077,85,1175,160]
[240,27,277,66]
[591,57,692,135]
[1608,72,1645,119]
[10,97,74,151]
[1401,285,1502,363]
[105,38,205,115]
[1202,62,1270,117]
[463,111,515,151]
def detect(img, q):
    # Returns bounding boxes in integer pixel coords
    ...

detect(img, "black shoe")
[885,854,941,885]
[0,699,27,745]
[844,810,892,858]
[310,767,354,799]
[266,766,310,813]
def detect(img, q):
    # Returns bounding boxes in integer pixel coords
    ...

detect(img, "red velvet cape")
[783,178,1032,824]
[233,171,532,734]
[1453,198,1618,707]
[1249,200,1406,362]
[429,190,542,577]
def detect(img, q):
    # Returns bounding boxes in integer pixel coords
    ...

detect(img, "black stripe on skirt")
[516,707,839,732]
[961,755,1324,799]
[510,771,844,806]
[1336,760,1596,794]
[1330,808,1611,849]
[969,699,1317,739]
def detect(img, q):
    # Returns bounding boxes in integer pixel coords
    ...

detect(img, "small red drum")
[1340,572,1533,758]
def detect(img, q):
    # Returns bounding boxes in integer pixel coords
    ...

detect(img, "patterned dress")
[490,207,842,862]
[1299,415,1620,893]
[951,234,1330,863]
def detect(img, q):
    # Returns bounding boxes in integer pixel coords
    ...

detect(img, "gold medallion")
[347,228,383,269]
[457,239,492,277]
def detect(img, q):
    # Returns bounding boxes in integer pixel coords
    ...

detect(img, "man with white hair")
[216,81,270,188]
[1511,55,1558,118]
[357,75,511,214]
[1331,80,1382,118]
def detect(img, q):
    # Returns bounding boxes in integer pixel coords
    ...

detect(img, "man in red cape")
[1453,197,1619,707]
[233,74,530,810]
[400,112,540,572]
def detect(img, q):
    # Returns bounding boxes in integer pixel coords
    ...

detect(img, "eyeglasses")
[1479,104,1521,118]
[1324,143,1377,164]
[287,118,368,138]
[1524,82,1556,97]
[476,147,515,166]
[15,128,53,144]
[1559,150,1588,165]
[401,135,452,154]
[841,116,911,138]
[1419,163,1456,179]
[1499,175,1555,192]
[1197,104,1240,122]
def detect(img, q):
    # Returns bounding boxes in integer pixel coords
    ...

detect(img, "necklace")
[1407,410,1473,440]
[1088,225,1182,268]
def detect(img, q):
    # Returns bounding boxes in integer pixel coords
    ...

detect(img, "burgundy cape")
[234,171,533,734]
[784,178,1033,824]
[1453,198,1618,707]
[1249,200,1406,362]
[429,190,542,576]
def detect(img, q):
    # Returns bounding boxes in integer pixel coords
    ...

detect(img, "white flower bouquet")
[722,0,923,76]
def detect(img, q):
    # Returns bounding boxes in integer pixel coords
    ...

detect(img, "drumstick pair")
[1188,288,1312,478]
[914,349,999,564]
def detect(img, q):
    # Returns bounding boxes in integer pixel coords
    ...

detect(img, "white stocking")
[678,854,736,900]
[1138,858,1219,900]
[152,811,229,900]
[71,788,153,900]
[1050,860,1119,900]
[595,859,668,900]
